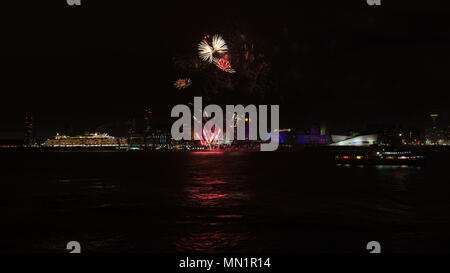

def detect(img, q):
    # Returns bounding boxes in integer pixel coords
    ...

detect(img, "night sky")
[1,0,449,139]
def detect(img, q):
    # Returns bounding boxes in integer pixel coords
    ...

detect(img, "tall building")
[430,114,439,130]
[426,113,444,145]
[320,123,327,135]
[127,118,136,146]
[144,107,152,147]
[24,114,34,147]
[144,107,152,134]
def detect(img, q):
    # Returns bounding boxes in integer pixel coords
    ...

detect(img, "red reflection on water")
[175,153,251,252]
[191,151,225,155]
[196,193,228,200]
[184,186,230,207]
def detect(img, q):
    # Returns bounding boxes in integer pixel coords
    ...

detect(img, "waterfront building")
[296,125,329,145]
[330,134,379,146]
[24,115,34,147]
[425,113,445,145]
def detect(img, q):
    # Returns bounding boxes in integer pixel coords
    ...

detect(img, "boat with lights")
[335,148,425,165]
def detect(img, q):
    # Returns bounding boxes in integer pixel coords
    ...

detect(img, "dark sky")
[1,0,449,138]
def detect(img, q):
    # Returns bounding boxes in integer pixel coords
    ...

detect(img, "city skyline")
[1,2,449,139]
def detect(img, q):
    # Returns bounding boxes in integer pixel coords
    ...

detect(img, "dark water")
[1,151,449,253]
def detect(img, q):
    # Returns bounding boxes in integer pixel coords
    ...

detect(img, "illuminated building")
[24,114,34,147]
[320,123,327,136]
[430,114,439,129]
[144,108,152,134]
[399,129,422,146]
[297,134,329,145]
[330,134,379,146]
[124,108,173,149]
[425,113,445,145]
[331,135,350,143]
[127,118,136,147]
[127,130,172,149]
[42,133,127,148]
[296,125,329,145]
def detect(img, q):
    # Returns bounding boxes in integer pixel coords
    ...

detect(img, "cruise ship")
[42,133,127,148]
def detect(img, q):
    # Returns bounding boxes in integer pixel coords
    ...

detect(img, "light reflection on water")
[175,152,250,252]
[57,177,117,190]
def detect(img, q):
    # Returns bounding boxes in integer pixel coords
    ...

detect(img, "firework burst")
[196,127,222,150]
[174,78,192,90]
[198,34,229,63]
[173,30,270,97]
[215,55,235,73]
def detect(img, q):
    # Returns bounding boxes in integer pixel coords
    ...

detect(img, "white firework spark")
[211,34,228,53]
[198,40,214,62]
[198,34,228,63]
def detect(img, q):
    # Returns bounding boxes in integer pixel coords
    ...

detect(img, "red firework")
[215,55,235,73]
[196,127,222,149]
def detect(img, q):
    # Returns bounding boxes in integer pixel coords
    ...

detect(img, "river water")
[1,151,449,252]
